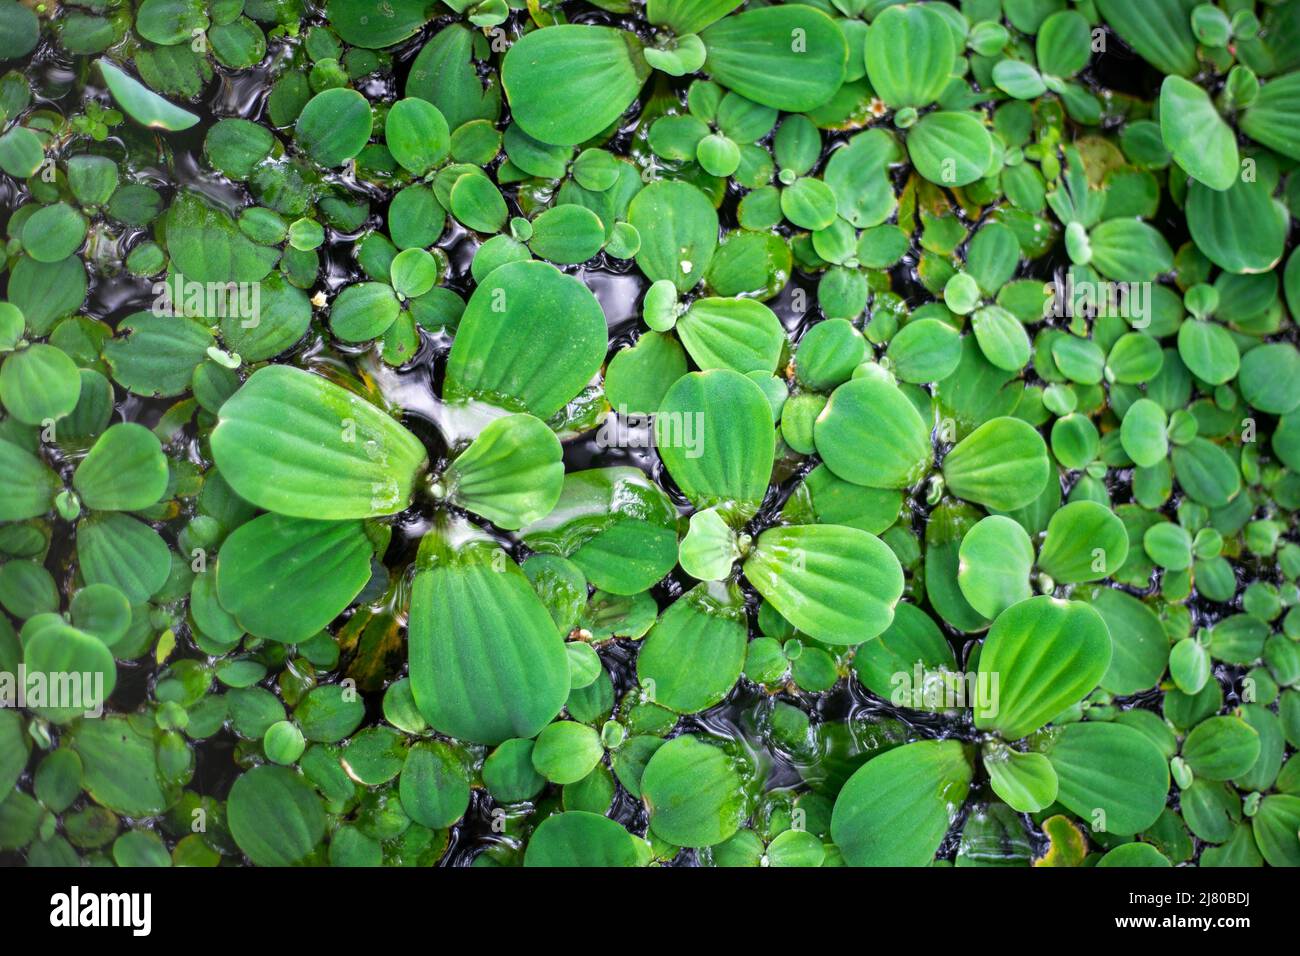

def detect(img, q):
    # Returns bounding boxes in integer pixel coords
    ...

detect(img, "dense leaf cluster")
[1,0,1300,868]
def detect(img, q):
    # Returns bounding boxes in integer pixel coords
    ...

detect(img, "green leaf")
[97,58,199,131]
[444,260,608,419]
[1159,77,1238,191]
[1089,219,1173,282]
[983,746,1058,813]
[327,0,431,49]
[0,344,81,426]
[851,603,957,704]
[0,127,44,179]
[701,4,847,112]
[1039,721,1170,836]
[677,508,740,582]
[0,711,29,799]
[743,524,903,646]
[528,204,606,265]
[993,59,1046,100]
[646,0,741,35]
[657,369,774,518]
[957,516,1034,620]
[408,538,570,745]
[405,23,500,129]
[21,203,87,263]
[521,467,679,595]
[69,717,168,817]
[0,0,39,61]
[628,180,719,292]
[104,312,215,397]
[442,414,563,530]
[525,811,642,866]
[72,423,169,512]
[1182,715,1261,781]
[1036,500,1129,584]
[227,765,326,866]
[0,437,58,521]
[864,2,955,108]
[908,111,995,188]
[1120,398,1170,468]
[975,596,1111,740]
[1241,72,1300,162]
[823,128,901,228]
[676,297,784,375]
[1240,342,1300,414]
[1170,437,1240,508]
[1186,176,1288,274]
[502,25,650,146]
[532,721,603,784]
[385,97,450,176]
[1093,0,1197,78]
[814,370,933,490]
[642,734,747,848]
[164,191,279,284]
[637,582,748,713]
[211,365,428,519]
[295,87,373,167]
[76,513,170,605]
[970,305,1031,372]
[605,333,688,417]
[942,417,1051,512]
[1036,10,1091,77]
[925,501,991,633]
[830,740,973,867]
[1084,586,1169,697]
[1097,842,1171,867]
[1253,795,1300,867]
[216,514,373,643]
[330,282,401,343]
[23,624,116,723]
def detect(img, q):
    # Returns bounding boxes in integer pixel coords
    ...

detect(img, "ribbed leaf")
[1094,0,1197,77]
[1039,721,1170,835]
[675,297,784,375]
[657,369,774,519]
[76,512,170,605]
[409,537,570,745]
[72,423,169,512]
[443,413,563,529]
[864,2,956,108]
[524,811,643,866]
[216,514,373,643]
[831,740,973,867]
[814,370,933,490]
[701,5,848,111]
[974,596,1111,740]
[501,25,649,145]
[444,260,607,419]
[0,438,57,521]
[743,524,903,645]
[942,416,1050,512]
[636,582,747,713]
[211,365,428,519]
[520,467,680,595]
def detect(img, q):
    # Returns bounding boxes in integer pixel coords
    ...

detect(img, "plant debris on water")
[0,0,1299,870]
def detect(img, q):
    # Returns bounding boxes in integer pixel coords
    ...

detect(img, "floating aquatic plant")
[0,0,1299,871]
